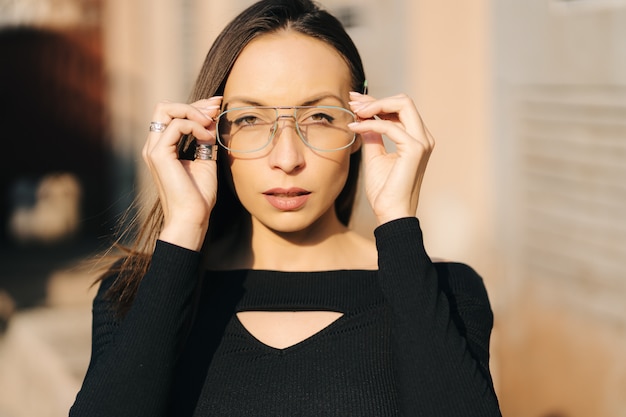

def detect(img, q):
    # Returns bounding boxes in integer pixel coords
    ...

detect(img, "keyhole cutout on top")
[236,311,344,350]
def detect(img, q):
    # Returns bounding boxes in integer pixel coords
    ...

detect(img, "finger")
[351,94,433,147]
[352,94,415,124]
[349,91,377,104]
[357,130,386,163]
[191,96,223,109]
[349,118,431,155]
[145,118,217,159]
[146,100,221,159]
[149,97,222,133]
[348,92,376,116]
[190,96,223,127]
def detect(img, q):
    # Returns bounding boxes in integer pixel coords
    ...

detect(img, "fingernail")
[349,102,366,113]
[348,122,360,128]
[349,91,362,96]
[199,106,220,120]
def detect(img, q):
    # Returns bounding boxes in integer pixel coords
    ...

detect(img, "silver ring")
[194,144,218,161]
[149,122,168,132]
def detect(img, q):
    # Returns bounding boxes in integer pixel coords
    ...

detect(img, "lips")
[263,188,311,211]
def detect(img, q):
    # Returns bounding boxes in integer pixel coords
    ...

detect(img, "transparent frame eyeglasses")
[216,105,357,153]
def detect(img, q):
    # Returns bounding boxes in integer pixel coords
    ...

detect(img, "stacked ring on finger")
[194,144,218,161]
[149,121,168,132]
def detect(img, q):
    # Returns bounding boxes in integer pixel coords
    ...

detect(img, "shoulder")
[91,257,125,315]
[432,262,489,300]
[432,261,494,327]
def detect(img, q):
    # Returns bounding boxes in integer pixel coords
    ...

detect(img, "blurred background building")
[0,0,625,416]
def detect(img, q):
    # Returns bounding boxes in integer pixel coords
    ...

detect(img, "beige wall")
[406,0,497,280]
[405,0,504,398]
[493,1,626,416]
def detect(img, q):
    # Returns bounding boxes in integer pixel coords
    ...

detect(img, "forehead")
[223,30,352,105]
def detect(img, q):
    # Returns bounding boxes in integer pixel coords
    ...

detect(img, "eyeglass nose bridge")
[271,112,304,142]
[275,113,298,124]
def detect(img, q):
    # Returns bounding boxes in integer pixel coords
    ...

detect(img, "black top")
[70,217,502,416]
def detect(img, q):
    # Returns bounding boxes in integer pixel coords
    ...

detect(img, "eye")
[304,112,335,125]
[233,115,260,127]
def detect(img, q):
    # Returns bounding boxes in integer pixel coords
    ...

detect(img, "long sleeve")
[70,240,201,417]
[374,217,501,416]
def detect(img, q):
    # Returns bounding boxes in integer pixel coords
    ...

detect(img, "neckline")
[204,269,383,313]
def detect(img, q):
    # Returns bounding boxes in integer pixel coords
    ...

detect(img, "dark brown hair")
[104,0,366,316]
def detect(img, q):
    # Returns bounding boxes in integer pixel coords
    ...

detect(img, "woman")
[71,0,501,416]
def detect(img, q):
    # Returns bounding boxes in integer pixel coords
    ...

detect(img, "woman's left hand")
[349,92,435,225]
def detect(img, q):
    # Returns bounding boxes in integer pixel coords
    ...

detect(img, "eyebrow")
[223,93,346,109]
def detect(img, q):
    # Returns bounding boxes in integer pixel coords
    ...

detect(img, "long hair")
[104,0,366,316]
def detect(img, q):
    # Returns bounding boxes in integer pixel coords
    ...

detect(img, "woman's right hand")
[142,96,222,251]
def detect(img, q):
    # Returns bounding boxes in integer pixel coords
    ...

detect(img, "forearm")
[375,217,501,416]
[70,241,201,417]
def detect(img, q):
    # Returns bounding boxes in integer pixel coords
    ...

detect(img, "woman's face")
[222,30,358,235]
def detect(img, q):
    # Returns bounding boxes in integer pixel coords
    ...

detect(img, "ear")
[350,134,362,154]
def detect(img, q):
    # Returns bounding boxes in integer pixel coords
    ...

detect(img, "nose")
[268,116,306,173]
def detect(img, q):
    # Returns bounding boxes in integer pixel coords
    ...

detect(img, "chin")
[252,208,335,235]
[262,215,317,234]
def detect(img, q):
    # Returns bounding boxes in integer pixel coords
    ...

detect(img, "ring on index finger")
[149,121,168,132]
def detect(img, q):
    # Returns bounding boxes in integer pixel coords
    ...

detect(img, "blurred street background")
[0,0,625,416]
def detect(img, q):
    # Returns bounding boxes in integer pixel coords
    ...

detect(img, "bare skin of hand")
[348,92,435,225]
[142,96,223,250]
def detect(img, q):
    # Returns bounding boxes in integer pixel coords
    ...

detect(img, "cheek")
[318,152,352,192]
[219,156,237,192]
[229,161,255,198]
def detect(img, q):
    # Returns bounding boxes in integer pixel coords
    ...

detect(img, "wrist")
[159,222,208,252]
[375,211,416,226]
